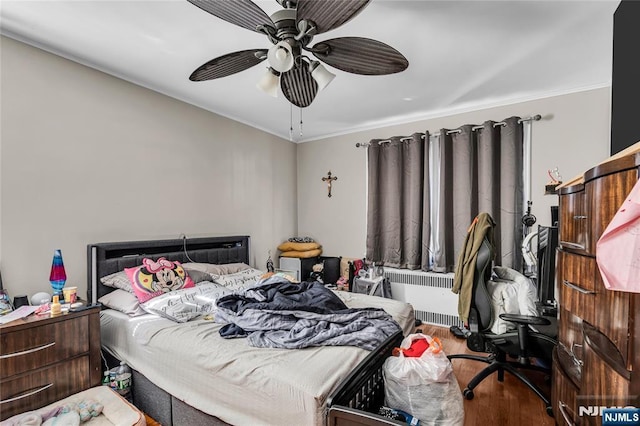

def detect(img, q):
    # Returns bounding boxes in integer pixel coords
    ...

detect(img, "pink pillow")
[125,257,195,303]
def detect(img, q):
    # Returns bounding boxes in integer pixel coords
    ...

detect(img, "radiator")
[383,268,463,328]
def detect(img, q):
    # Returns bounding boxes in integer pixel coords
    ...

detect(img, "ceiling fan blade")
[187,0,272,33]
[190,49,267,81]
[296,0,371,34]
[280,62,318,108]
[312,37,408,75]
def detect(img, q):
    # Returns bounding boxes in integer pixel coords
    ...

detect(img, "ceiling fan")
[187,0,409,108]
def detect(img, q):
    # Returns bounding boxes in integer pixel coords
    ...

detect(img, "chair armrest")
[499,313,551,326]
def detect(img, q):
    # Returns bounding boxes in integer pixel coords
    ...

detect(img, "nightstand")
[0,305,101,420]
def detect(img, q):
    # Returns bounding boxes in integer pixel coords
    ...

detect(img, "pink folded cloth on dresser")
[596,178,640,293]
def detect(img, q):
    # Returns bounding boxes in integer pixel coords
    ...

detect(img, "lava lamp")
[49,249,67,301]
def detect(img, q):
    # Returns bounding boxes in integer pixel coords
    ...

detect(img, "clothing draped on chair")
[451,212,496,323]
[366,117,524,272]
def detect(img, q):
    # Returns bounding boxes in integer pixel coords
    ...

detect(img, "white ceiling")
[0,0,620,142]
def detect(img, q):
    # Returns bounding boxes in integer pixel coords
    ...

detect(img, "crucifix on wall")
[322,171,338,198]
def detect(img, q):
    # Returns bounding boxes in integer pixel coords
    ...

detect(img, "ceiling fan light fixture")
[257,67,280,98]
[309,61,335,91]
[267,40,294,72]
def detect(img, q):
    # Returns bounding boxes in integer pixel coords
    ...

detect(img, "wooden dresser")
[552,148,640,425]
[0,306,101,420]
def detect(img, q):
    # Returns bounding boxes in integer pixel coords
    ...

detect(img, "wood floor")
[419,324,555,426]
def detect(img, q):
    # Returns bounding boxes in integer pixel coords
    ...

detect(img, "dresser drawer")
[593,272,633,370]
[558,308,584,377]
[586,166,638,249]
[558,251,596,326]
[552,349,580,426]
[579,323,634,426]
[0,356,90,420]
[559,185,590,255]
[0,314,89,379]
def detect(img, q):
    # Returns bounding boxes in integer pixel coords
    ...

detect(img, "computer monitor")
[551,205,559,227]
[537,225,558,310]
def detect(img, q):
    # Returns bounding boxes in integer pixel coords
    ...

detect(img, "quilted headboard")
[87,236,250,304]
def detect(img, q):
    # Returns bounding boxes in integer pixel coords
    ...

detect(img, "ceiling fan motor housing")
[271,9,298,39]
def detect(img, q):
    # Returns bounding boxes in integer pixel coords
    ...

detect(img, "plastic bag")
[596,178,640,293]
[383,333,464,426]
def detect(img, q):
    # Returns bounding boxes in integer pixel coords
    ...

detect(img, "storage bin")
[326,331,404,425]
[1,386,145,425]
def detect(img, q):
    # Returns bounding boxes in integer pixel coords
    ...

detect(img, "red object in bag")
[392,336,443,358]
[402,338,430,357]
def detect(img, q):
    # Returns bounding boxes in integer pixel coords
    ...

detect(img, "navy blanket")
[215,277,401,350]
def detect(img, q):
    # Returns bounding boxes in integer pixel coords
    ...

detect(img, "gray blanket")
[215,277,401,350]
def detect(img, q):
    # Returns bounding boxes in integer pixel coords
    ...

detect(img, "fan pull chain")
[289,103,293,141]
[299,108,303,138]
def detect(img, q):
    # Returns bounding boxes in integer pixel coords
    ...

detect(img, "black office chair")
[447,236,556,416]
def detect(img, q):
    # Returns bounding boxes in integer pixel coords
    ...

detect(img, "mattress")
[100,291,414,426]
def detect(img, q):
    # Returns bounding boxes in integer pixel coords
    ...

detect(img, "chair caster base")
[546,406,554,417]
[463,388,474,400]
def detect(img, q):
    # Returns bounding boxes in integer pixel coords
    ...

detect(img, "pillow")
[98,289,146,316]
[100,271,134,293]
[279,248,322,258]
[486,279,519,334]
[492,266,538,316]
[486,266,539,334]
[210,268,264,291]
[182,267,215,285]
[182,262,251,276]
[277,241,321,252]
[125,257,195,303]
[101,266,211,294]
[141,282,231,323]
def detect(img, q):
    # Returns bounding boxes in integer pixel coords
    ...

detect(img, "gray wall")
[296,87,611,259]
[0,36,297,300]
[0,34,613,301]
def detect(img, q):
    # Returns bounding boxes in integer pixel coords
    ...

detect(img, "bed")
[88,236,415,426]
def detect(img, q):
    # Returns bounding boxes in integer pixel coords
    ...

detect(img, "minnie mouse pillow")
[126,257,195,303]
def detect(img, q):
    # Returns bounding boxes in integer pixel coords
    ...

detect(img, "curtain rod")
[355,114,542,147]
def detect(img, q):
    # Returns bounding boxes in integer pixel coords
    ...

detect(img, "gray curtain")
[496,117,524,270]
[366,133,428,269]
[438,117,523,270]
[366,117,523,272]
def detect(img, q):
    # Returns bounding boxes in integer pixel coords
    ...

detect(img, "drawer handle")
[559,342,583,367]
[0,383,53,404]
[559,241,586,250]
[570,343,584,366]
[0,342,56,359]
[558,401,576,426]
[562,280,596,295]
[573,215,588,220]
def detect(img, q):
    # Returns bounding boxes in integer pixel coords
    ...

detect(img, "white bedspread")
[100,291,414,426]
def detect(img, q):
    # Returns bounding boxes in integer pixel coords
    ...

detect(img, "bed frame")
[88,236,403,426]
[87,235,250,304]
